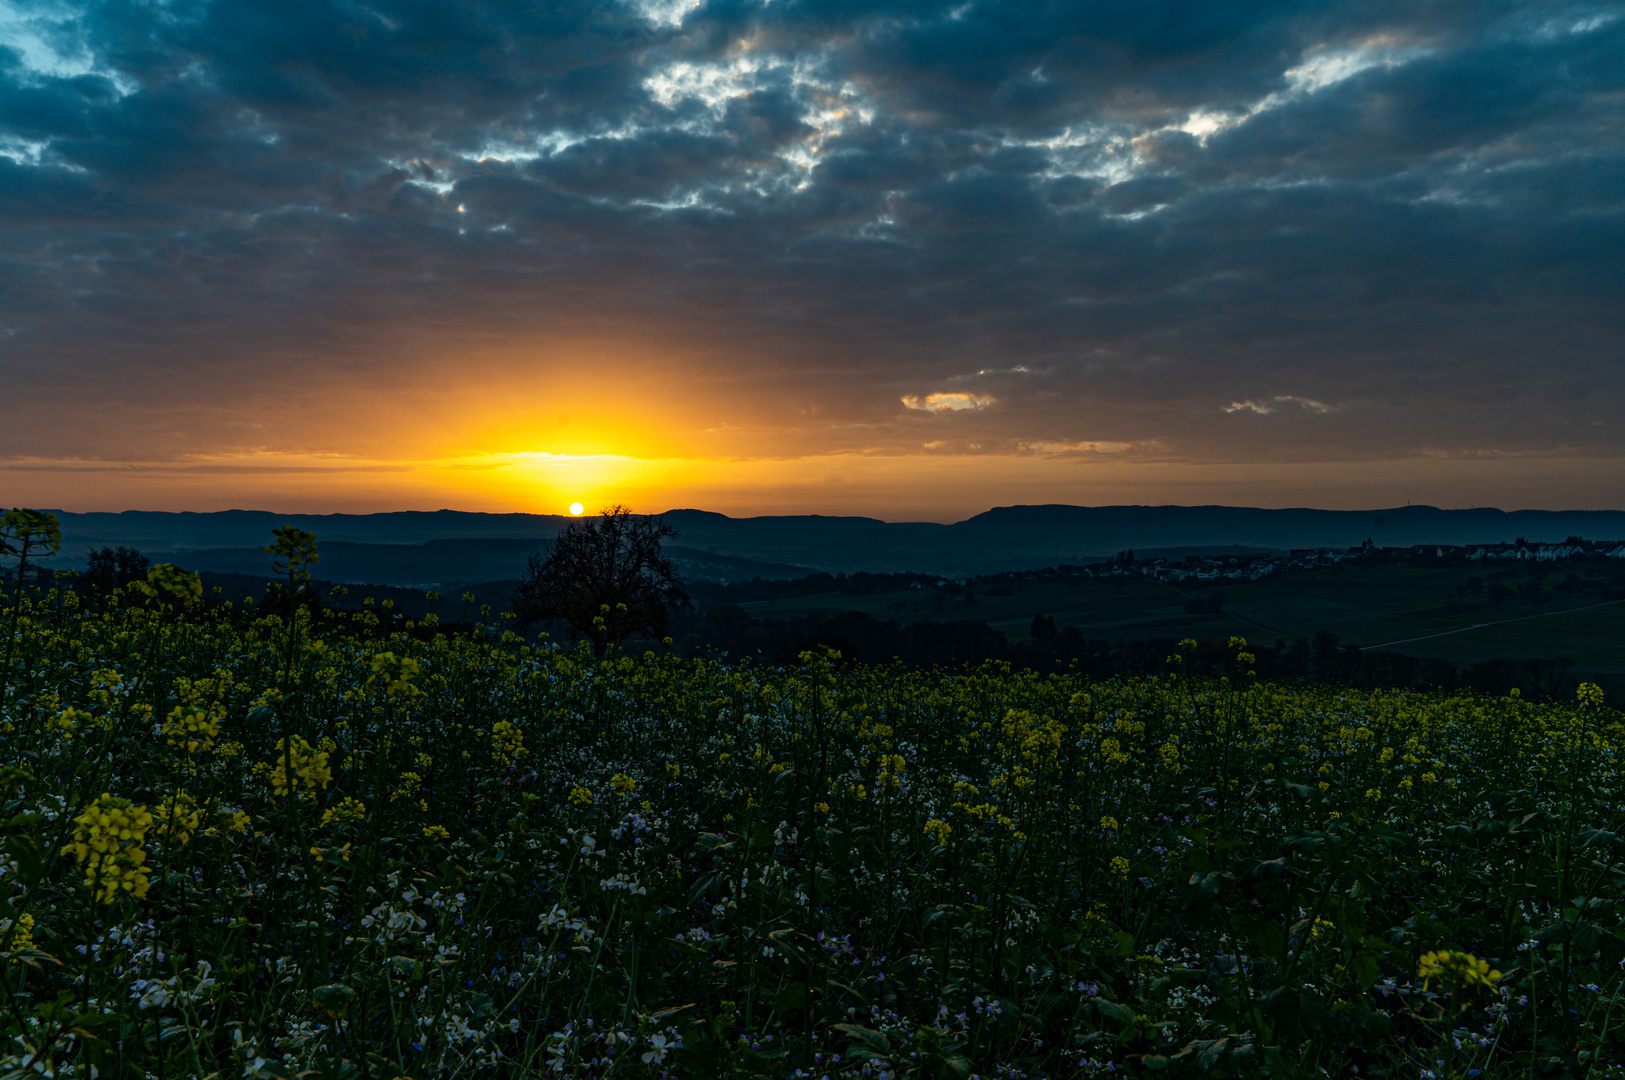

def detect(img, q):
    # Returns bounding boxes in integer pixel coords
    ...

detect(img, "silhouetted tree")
[513,505,690,656]
[83,545,151,598]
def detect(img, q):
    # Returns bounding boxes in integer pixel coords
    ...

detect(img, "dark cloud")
[0,0,1621,471]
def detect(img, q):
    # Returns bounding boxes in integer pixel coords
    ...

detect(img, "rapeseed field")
[2,535,1623,1078]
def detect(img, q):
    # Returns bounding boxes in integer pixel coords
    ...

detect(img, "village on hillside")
[1077,537,1625,585]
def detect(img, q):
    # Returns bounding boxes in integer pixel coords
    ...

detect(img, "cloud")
[1225,396,1334,415]
[1017,440,1132,455]
[902,392,994,412]
[0,0,1619,505]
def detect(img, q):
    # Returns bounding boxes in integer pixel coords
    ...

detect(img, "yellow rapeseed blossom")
[52,706,91,740]
[923,818,952,847]
[62,794,153,904]
[391,772,423,803]
[321,797,368,827]
[163,706,219,757]
[568,786,594,807]
[876,753,906,790]
[610,772,637,793]
[269,736,332,798]
[1418,950,1501,991]
[151,791,200,847]
[491,719,526,766]
[1109,856,1131,879]
[1,912,35,953]
[369,651,423,701]
[423,824,451,841]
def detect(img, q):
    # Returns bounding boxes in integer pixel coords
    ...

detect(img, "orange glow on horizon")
[5,448,1625,521]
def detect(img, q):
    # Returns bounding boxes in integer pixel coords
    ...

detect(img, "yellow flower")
[391,772,423,803]
[321,797,368,827]
[369,651,423,701]
[568,786,594,807]
[923,819,952,847]
[52,706,92,740]
[610,772,637,793]
[269,737,332,798]
[162,706,220,757]
[491,720,526,766]
[61,794,153,904]
[422,824,450,841]
[152,791,200,847]
[1109,856,1131,879]
[1,912,35,953]
[1418,950,1500,991]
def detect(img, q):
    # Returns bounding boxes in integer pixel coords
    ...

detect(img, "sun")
[569,502,584,516]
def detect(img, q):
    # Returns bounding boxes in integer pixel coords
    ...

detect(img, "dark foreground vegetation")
[2,515,1625,1077]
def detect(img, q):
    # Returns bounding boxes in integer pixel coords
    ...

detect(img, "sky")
[1,0,1621,521]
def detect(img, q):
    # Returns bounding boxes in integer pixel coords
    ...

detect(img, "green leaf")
[1245,857,1292,881]
[832,1023,891,1058]
[1096,999,1136,1027]
[312,984,357,1019]
[5,834,47,885]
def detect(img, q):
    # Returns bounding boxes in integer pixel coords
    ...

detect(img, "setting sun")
[569,502,584,516]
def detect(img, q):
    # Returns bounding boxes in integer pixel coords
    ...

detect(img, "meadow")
[737,561,1625,679]
[3,540,1625,1078]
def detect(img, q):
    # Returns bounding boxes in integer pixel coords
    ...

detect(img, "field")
[3,559,1625,1078]
[739,562,1625,676]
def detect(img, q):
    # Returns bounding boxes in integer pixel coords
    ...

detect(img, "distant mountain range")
[30,504,1625,586]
